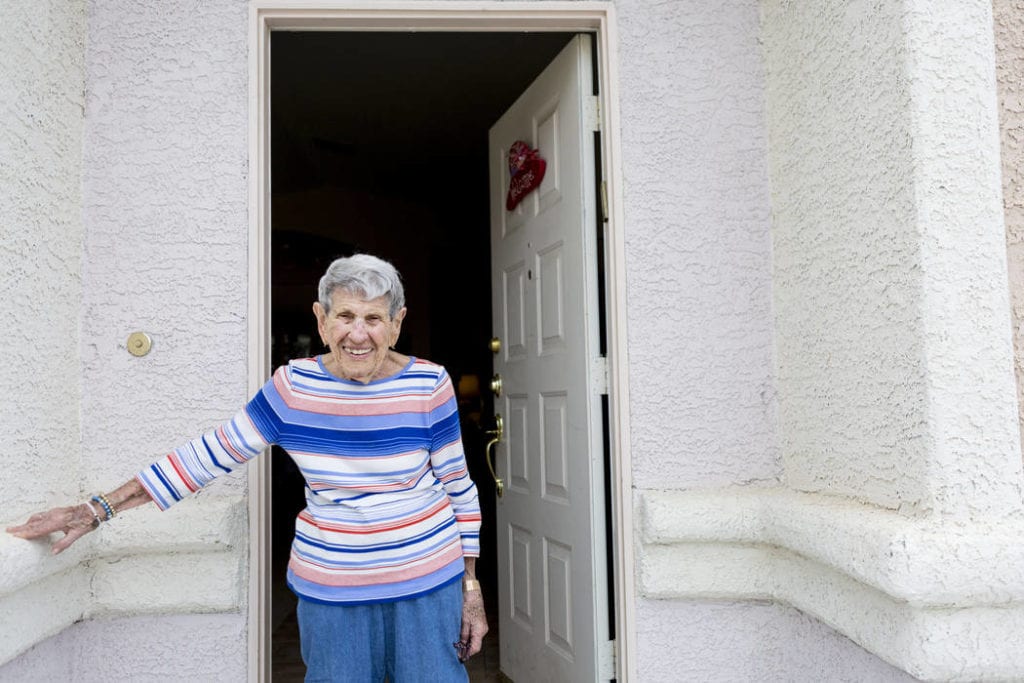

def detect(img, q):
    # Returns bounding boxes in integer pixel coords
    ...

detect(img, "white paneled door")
[487,35,610,683]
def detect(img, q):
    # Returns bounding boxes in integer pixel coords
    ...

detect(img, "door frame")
[246,3,635,681]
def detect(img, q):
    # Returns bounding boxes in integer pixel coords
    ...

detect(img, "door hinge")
[587,95,601,132]
[599,638,617,680]
[592,356,609,395]
[600,180,609,223]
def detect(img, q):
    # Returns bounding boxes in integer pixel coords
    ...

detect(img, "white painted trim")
[246,5,273,682]
[246,4,634,682]
[597,10,638,681]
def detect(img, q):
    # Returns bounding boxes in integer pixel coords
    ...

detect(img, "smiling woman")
[7,253,489,683]
[313,255,408,384]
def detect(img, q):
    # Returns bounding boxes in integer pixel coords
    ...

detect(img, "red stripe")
[167,454,199,493]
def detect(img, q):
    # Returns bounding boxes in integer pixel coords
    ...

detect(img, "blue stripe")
[293,516,456,554]
[150,464,182,502]
[286,563,463,605]
[201,435,233,474]
[139,474,171,509]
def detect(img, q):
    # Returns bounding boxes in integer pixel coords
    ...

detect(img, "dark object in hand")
[453,640,469,662]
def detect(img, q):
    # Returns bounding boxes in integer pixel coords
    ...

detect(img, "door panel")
[488,34,608,683]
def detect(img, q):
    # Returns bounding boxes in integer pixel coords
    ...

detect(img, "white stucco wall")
[0,0,88,661]
[0,613,247,682]
[636,599,915,682]
[764,0,1021,518]
[619,0,780,491]
[639,0,1024,680]
[995,0,1024,463]
[0,0,251,674]
[0,0,85,530]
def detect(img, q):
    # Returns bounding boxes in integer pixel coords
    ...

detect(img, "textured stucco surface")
[995,0,1024,463]
[0,613,247,682]
[764,0,1022,517]
[9,0,1018,679]
[639,488,1024,679]
[617,0,780,490]
[1,0,252,675]
[0,494,246,664]
[628,1,1024,678]
[79,0,250,492]
[0,0,88,665]
[635,599,916,682]
[77,0,251,673]
[0,1,85,520]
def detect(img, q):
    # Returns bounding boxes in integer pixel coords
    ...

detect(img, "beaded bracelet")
[97,493,117,518]
[91,494,115,521]
[83,500,103,528]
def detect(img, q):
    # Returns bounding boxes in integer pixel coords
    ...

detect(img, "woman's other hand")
[459,588,489,660]
[6,503,98,555]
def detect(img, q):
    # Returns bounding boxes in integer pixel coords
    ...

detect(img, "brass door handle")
[490,374,502,398]
[484,414,504,498]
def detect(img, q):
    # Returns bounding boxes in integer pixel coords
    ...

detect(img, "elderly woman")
[7,254,488,682]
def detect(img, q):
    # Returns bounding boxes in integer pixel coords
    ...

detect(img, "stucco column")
[766,0,1022,520]
[995,0,1024,467]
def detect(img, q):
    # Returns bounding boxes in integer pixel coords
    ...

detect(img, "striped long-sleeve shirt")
[136,356,481,604]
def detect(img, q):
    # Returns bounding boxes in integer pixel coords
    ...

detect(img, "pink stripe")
[281,393,437,417]
[216,425,248,463]
[288,542,463,587]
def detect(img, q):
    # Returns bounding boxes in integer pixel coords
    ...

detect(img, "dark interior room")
[268,30,575,680]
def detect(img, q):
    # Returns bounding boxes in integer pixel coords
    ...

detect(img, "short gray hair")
[317,254,406,318]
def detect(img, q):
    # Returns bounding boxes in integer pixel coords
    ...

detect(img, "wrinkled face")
[313,290,406,384]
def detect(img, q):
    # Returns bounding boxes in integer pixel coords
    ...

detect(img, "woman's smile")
[314,290,406,383]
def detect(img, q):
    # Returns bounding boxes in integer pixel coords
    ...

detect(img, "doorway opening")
[268,31,577,681]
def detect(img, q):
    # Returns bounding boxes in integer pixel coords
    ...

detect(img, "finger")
[466,627,484,657]
[6,518,60,539]
[51,525,91,555]
[471,616,489,655]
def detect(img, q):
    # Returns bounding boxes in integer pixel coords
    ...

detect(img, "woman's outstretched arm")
[5,479,153,555]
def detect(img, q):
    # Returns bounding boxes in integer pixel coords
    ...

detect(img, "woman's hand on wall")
[6,478,153,555]
[6,503,99,554]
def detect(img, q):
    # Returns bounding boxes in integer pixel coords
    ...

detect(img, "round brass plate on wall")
[127,332,152,357]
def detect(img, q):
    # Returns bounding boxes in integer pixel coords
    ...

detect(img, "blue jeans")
[297,579,469,683]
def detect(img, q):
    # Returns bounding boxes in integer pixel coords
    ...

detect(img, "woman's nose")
[348,320,370,339]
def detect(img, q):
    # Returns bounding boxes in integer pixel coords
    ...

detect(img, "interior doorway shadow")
[268,30,575,681]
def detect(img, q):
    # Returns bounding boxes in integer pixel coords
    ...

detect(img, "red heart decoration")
[506,141,547,211]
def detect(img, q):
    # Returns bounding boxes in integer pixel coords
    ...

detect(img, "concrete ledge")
[639,488,1024,680]
[0,495,247,666]
[0,567,90,665]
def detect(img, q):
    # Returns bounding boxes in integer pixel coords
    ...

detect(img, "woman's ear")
[390,307,407,347]
[312,301,328,345]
